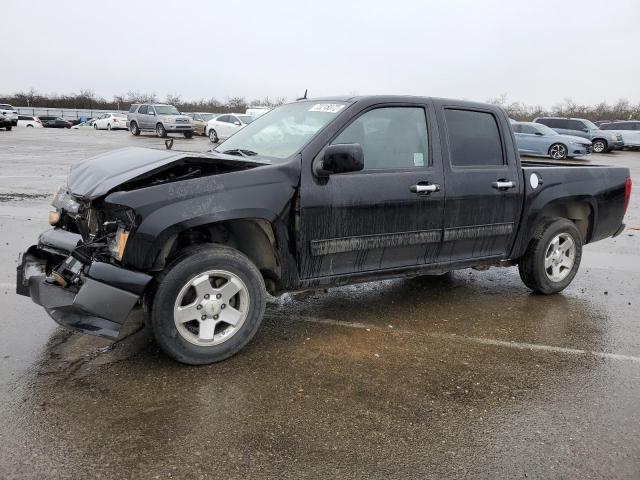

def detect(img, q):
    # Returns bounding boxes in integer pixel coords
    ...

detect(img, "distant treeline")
[1,89,639,121]
[0,88,288,113]
[487,94,640,122]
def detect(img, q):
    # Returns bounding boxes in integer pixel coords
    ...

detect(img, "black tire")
[130,121,140,136]
[156,123,167,138]
[150,245,266,365]
[518,217,582,294]
[27,124,34,128]
[184,132,193,139]
[93,123,98,130]
[6,125,12,131]
[592,139,608,153]
[548,143,567,160]
[107,124,112,131]
[208,128,218,143]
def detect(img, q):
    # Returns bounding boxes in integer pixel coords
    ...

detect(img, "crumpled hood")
[67,147,263,199]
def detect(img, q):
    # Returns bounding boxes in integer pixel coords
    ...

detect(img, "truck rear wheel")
[518,218,582,294]
[150,245,266,365]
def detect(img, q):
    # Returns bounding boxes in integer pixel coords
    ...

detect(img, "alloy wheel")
[544,233,575,282]
[173,270,250,346]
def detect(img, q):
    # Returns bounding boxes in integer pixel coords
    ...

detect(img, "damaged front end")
[17,186,152,339]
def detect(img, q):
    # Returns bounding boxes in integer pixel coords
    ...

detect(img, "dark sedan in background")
[39,116,72,128]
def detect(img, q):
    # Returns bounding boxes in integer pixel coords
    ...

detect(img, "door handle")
[492,180,516,190]
[410,183,440,195]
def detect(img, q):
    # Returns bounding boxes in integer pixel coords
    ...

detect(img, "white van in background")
[246,106,271,117]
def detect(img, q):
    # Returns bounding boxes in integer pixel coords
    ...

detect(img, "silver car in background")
[127,103,195,138]
[0,104,19,126]
[533,117,623,153]
[599,121,640,150]
[512,122,592,160]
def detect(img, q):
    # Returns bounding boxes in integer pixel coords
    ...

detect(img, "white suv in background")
[600,121,640,150]
[0,104,19,126]
[206,113,255,142]
[93,112,128,131]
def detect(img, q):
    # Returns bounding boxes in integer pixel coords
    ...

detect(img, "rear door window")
[138,105,148,115]
[444,109,504,167]
[567,119,584,130]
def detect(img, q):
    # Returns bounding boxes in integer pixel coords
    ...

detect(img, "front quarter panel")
[105,162,299,271]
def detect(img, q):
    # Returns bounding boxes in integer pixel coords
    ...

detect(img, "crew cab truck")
[17,96,632,365]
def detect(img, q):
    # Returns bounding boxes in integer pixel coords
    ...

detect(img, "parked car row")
[511,116,633,160]
[2,102,269,141]
[533,117,624,153]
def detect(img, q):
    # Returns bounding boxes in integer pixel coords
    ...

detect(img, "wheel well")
[548,142,566,152]
[592,138,608,145]
[538,201,593,242]
[156,219,281,293]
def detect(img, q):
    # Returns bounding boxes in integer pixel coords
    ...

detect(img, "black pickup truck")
[17,96,632,364]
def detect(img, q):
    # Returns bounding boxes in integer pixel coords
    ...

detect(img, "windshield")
[215,101,348,161]
[155,105,181,115]
[533,123,557,136]
[0,104,14,110]
[201,113,215,121]
[237,115,255,124]
[583,119,599,130]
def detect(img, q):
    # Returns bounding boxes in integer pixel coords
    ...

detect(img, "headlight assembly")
[51,185,80,214]
[163,116,175,123]
[108,226,130,261]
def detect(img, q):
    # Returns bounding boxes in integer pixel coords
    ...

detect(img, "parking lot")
[0,127,639,479]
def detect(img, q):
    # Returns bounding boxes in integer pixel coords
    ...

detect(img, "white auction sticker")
[309,104,346,113]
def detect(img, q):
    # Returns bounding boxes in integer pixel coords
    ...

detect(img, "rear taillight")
[624,177,632,215]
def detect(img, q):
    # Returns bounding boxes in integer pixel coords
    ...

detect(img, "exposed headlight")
[610,134,618,140]
[163,116,175,123]
[108,226,130,261]
[51,185,80,214]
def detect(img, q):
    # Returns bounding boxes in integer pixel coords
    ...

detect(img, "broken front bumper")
[17,229,152,339]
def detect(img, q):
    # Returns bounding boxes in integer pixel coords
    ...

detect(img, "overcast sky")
[4,0,639,106]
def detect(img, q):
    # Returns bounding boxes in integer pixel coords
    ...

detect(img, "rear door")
[137,105,149,129]
[299,102,445,278]
[435,102,523,262]
[566,119,589,139]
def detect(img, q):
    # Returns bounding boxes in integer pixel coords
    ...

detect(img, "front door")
[435,102,523,262]
[299,103,445,279]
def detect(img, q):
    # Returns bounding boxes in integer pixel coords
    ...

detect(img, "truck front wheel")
[518,218,582,294]
[150,245,266,365]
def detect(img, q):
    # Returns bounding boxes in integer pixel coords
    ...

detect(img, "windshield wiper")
[221,149,258,157]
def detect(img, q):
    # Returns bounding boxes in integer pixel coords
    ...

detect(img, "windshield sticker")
[413,153,424,167]
[309,104,345,113]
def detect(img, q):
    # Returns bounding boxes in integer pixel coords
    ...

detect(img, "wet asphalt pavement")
[0,128,639,479]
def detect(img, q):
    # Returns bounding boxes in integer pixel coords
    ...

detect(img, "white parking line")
[298,316,640,364]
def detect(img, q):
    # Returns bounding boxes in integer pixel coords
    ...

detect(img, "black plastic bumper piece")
[17,229,153,339]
